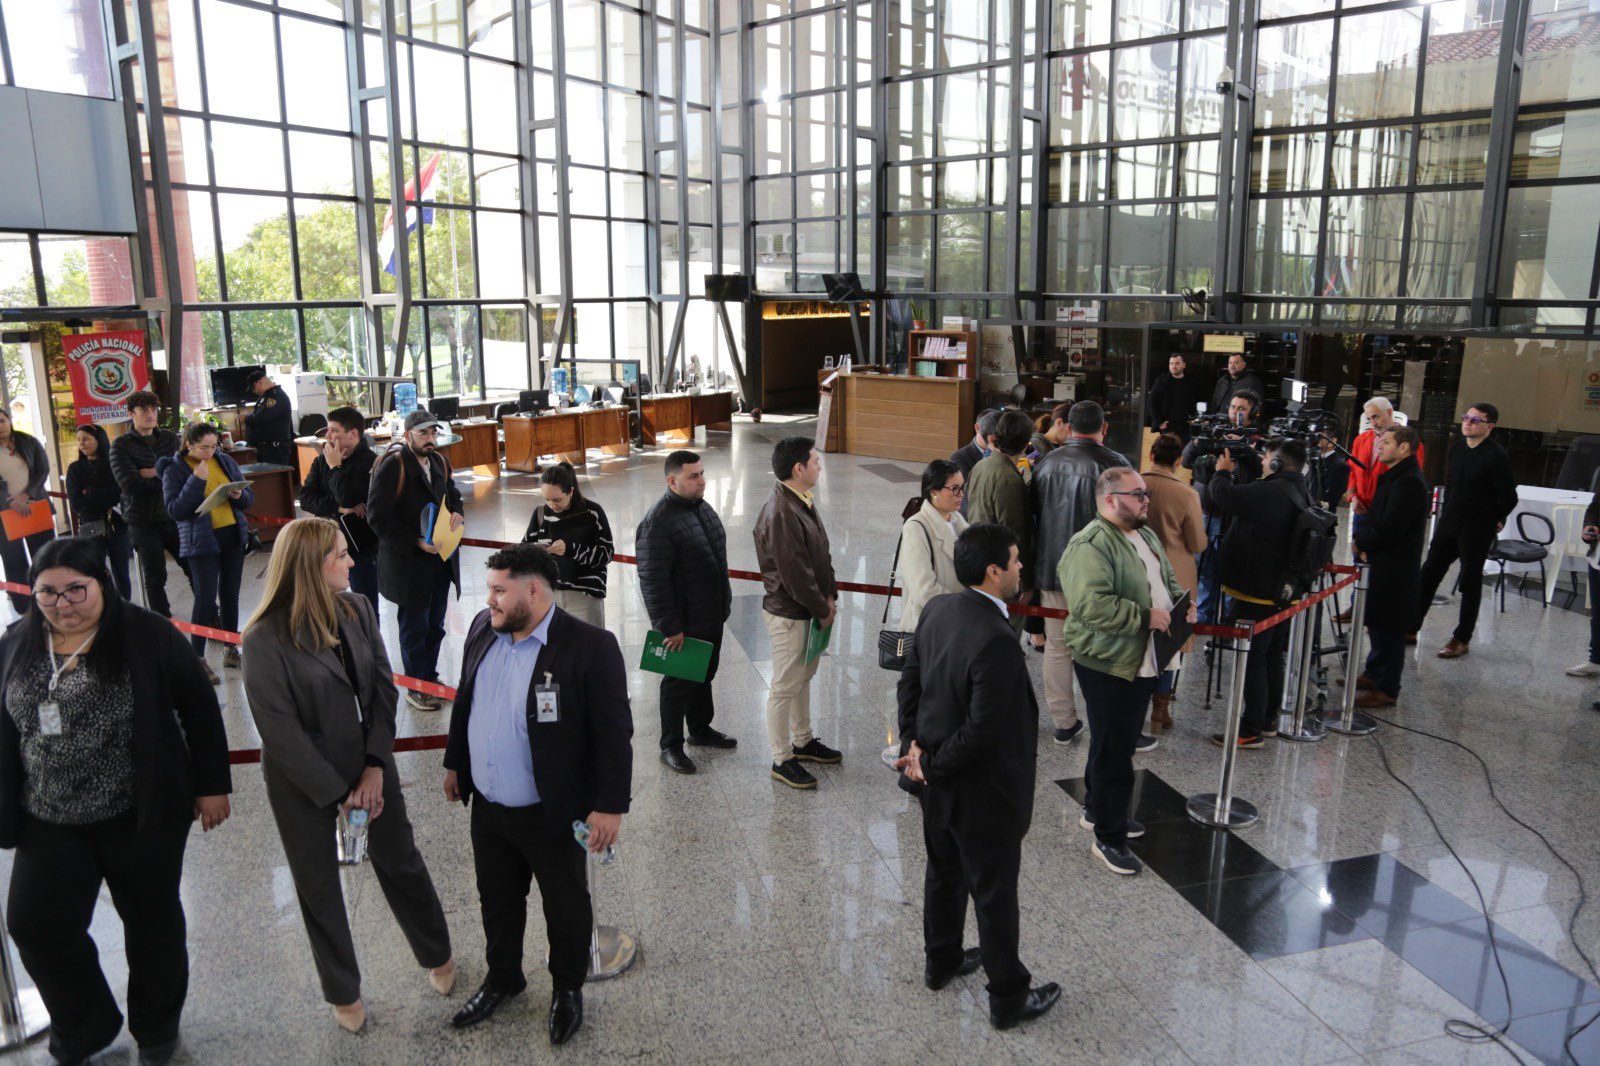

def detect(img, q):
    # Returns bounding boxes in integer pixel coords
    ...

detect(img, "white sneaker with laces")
[1568,661,1600,678]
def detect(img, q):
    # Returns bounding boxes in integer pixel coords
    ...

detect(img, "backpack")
[376,442,452,500]
[1276,486,1337,605]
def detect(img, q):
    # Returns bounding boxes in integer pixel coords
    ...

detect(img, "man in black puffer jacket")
[109,390,190,618]
[635,450,734,775]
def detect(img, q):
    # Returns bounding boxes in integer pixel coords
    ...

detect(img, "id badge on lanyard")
[534,671,559,724]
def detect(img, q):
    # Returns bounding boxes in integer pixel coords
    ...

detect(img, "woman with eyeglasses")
[897,458,969,633]
[160,423,254,685]
[0,536,231,1064]
[242,518,453,1035]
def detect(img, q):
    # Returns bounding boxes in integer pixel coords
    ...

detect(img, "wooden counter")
[640,390,735,445]
[294,419,503,481]
[239,463,296,544]
[578,407,631,457]
[692,390,734,432]
[833,374,975,463]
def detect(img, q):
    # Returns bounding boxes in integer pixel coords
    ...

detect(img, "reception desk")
[239,463,296,544]
[294,419,502,481]
[639,390,735,445]
[830,374,975,463]
[502,406,631,472]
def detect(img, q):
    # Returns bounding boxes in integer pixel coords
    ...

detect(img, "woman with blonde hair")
[242,517,454,1034]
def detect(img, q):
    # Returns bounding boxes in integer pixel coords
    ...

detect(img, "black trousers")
[1365,627,1407,698]
[1228,599,1290,737]
[469,799,591,994]
[921,807,1029,999]
[1417,522,1497,644]
[7,812,192,1061]
[659,631,722,750]
[130,521,190,619]
[1075,663,1158,847]
[0,528,54,613]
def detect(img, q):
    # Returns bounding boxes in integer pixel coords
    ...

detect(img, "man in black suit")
[367,410,464,710]
[442,543,633,1045]
[1352,426,1429,708]
[949,408,1001,482]
[1146,354,1207,440]
[895,523,1061,1030]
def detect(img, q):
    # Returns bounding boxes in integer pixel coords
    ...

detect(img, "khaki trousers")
[764,612,820,764]
[1040,590,1078,730]
[554,589,604,627]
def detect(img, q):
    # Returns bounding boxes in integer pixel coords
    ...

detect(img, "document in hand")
[430,501,464,561]
[1152,590,1193,675]
[639,630,714,683]
[805,618,833,663]
[0,500,51,540]
[195,480,250,516]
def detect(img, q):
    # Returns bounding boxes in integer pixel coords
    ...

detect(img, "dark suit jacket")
[366,444,464,610]
[443,607,633,828]
[896,589,1038,841]
[241,592,397,809]
[0,605,231,847]
[1353,455,1429,631]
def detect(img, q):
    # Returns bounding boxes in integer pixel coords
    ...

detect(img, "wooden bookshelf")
[908,328,978,381]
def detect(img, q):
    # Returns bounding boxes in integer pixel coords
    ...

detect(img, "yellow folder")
[431,502,464,561]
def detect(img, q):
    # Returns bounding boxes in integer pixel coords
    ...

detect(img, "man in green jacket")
[967,410,1034,635]
[1060,466,1194,877]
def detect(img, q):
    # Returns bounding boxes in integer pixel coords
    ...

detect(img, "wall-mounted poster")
[61,330,149,426]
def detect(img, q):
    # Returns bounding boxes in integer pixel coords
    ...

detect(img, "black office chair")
[298,413,328,437]
[492,402,516,422]
[1008,383,1029,408]
[1488,511,1553,612]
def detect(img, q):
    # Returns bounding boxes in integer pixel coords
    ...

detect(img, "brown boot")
[1438,638,1469,660]
[1150,693,1174,731]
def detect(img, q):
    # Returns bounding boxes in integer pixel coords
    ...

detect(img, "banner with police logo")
[62,330,151,426]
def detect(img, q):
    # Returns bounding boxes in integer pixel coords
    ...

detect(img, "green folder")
[805,619,833,663]
[640,630,714,683]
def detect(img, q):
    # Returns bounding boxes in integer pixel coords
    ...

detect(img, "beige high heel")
[333,1000,366,1033]
[429,960,457,996]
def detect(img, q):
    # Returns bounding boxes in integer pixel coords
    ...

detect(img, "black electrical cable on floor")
[1364,710,1599,1066]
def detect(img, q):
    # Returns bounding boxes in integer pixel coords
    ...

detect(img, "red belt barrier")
[1240,574,1360,637]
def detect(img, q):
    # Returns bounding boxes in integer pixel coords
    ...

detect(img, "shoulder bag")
[878,509,935,672]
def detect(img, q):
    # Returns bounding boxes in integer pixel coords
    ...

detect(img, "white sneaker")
[1567,662,1600,678]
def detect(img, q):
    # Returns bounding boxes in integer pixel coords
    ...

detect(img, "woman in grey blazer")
[241,517,454,1034]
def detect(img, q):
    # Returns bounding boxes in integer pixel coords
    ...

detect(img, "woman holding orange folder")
[0,410,56,614]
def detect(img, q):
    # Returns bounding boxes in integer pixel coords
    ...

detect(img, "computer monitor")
[517,389,549,414]
[427,395,460,421]
[209,365,263,407]
[703,273,753,301]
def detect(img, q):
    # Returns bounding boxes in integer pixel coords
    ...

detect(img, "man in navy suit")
[895,523,1061,1030]
[442,543,633,1045]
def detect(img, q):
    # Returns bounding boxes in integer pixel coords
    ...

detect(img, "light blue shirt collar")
[496,602,557,652]
[972,587,1010,618]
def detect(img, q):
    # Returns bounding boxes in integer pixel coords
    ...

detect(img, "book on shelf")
[913,360,938,377]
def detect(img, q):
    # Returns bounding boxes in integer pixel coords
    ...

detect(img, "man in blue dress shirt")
[442,543,633,1045]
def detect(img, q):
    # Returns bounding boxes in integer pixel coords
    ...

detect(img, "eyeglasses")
[1461,415,1492,426]
[942,484,966,495]
[34,583,91,607]
[1110,489,1153,502]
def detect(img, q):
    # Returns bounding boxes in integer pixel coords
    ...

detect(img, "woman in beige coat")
[1144,433,1208,729]
[897,458,969,632]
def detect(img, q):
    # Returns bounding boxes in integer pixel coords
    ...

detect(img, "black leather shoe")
[451,980,524,1029]
[139,1038,180,1065]
[687,727,738,749]
[990,982,1062,1030]
[548,990,583,1046]
[925,947,982,990]
[660,747,697,774]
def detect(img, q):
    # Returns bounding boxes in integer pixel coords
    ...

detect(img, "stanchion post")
[1328,563,1377,737]
[1187,634,1260,830]
[1279,596,1326,743]
[0,899,49,1048]
[584,851,637,980]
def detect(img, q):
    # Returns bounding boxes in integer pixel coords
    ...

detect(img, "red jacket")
[1346,429,1424,507]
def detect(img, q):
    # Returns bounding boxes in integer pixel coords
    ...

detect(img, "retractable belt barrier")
[25,505,1367,792]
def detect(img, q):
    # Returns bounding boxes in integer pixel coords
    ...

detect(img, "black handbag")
[878,515,934,672]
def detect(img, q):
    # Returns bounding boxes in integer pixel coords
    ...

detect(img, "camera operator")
[1203,437,1312,748]
[1185,390,1263,623]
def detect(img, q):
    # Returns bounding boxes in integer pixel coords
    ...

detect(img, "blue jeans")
[1196,515,1224,624]
[1156,668,1176,696]
[1589,567,1600,665]
[397,563,453,683]
[104,525,132,600]
[349,553,379,621]
[187,537,245,655]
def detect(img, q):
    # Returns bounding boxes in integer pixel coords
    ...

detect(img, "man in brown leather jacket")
[752,436,842,790]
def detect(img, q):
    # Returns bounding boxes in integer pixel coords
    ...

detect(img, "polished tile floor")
[4,417,1600,1064]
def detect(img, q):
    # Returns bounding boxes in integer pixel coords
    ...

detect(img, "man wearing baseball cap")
[242,368,296,467]
[367,410,465,710]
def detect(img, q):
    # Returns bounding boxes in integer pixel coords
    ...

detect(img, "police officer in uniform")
[243,369,295,468]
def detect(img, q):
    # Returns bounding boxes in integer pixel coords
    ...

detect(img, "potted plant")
[908,300,927,331]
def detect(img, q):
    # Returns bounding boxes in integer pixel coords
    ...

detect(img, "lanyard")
[48,627,98,697]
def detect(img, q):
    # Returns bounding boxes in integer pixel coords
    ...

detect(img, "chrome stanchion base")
[1276,711,1327,743]
[1,988,50,1049]
[1327,712,1378,736]
[1186,793,1260,830]
[589,926,637,981]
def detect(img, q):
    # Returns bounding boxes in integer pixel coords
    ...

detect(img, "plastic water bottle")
[337,807,369,865]
[571,819,617,864]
